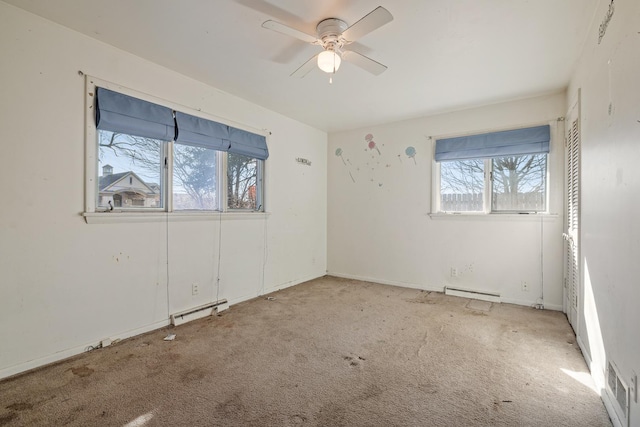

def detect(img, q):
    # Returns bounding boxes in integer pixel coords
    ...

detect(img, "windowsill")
[428,212,559,221]
[83,211,270,224]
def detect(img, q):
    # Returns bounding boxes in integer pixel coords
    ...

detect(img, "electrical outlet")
[192,283,199,295]
[451,268,458,277]
[521,281,529,291]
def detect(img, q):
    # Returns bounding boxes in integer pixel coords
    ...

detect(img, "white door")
[564,95,580,330]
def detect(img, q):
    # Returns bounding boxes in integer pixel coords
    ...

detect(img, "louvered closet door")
[564,100,580,331]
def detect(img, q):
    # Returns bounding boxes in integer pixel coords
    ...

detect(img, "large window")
[88,83,267,214]
[435,125,550,214]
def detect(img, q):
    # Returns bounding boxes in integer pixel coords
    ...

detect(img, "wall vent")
[607,361,629,425]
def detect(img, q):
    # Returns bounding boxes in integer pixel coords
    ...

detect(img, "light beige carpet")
[0,276,611,426]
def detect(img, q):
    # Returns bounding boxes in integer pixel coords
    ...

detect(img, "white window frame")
[83,76,267,223]
[431,128,551,216]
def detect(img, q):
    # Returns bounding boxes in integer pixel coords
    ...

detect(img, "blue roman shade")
[95,87,175,141]
[95,88,268,159]
[175,111,231,151]
[435,125,550,162]
[227,127,269,160]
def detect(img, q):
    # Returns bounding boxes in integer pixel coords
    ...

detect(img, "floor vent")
[444,286,500,303]
[170,300,229,326]
[607,361,629,424]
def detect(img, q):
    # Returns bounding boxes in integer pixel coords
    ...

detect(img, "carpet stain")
[289,414,306,424]
[181,368,206,383]
[316,403,346,426]
[361,384,382,400]
[6,402,32,411]
[167,352,181,362]
[343,355,364,367]
[467,311,488,317]
[405,293,438,305]
[70,366,94,377]
[216,393,244,415]
[418,383,438,394]
[0,413,17,426]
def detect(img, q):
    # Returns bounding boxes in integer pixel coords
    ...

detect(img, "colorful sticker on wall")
[335,148,346,165]
[365,133,381,155]
[405,146,417,164]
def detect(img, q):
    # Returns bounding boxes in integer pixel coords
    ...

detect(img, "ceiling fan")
[262,6,393,79]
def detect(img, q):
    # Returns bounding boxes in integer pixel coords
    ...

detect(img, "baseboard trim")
[501,297,563,311]
[327,272,444,292]
[0,319,169,381]
[226,273,326,306]
[329,273,563,310]
[576,335,621,427]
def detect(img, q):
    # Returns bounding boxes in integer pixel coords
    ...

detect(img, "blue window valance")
[435,125,550,162]
[95,88,175,141]
[96,88,269,160]
[175,111,230,151]
[228,127,269,160]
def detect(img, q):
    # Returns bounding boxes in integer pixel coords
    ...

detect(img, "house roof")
[98,172,129,190]
[98,171,157,194]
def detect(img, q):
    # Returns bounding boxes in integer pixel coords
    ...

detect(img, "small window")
[491,154,546,212]
[97,130,164,210]
[227,153,261,210]
[440,159,485,212]
[173,143,219,210]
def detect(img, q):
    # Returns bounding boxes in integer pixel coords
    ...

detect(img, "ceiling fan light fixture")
[317,50,341,73]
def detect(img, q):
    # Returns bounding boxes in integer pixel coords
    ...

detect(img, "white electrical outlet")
[522,281,529,291]
[451,268,458,277]
[192,283,199,295]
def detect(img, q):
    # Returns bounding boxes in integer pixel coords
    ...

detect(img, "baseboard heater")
[444,286,501,303]
[170,300,229,326]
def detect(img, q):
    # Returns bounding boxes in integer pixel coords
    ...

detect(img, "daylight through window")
[435,125,550,214]
[91,86,267,213]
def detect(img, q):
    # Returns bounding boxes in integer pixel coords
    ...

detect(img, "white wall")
[0,3,327,379]
[328,93,566,309]
[568,0,640,424]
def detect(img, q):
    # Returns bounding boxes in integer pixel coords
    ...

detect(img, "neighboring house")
[98,164,160,208]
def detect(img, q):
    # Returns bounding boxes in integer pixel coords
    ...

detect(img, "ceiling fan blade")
[291,54,319,78]
[262,20,319,44]
[342,50,387,75]
[341,6,393,42]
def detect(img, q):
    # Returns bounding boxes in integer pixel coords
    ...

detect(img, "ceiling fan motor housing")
[316,18,348,51]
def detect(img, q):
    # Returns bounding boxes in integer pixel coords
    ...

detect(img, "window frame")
[84,76,267,221]
[431,128,551,216]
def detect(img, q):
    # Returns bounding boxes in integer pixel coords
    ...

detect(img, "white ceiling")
[5,0,599,132]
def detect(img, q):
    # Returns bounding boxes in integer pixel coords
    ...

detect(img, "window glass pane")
[173,144,218,210]
[440,160,484,212]
[491,154,546,212]
[97,130,163,209]
[227,153,258,210]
